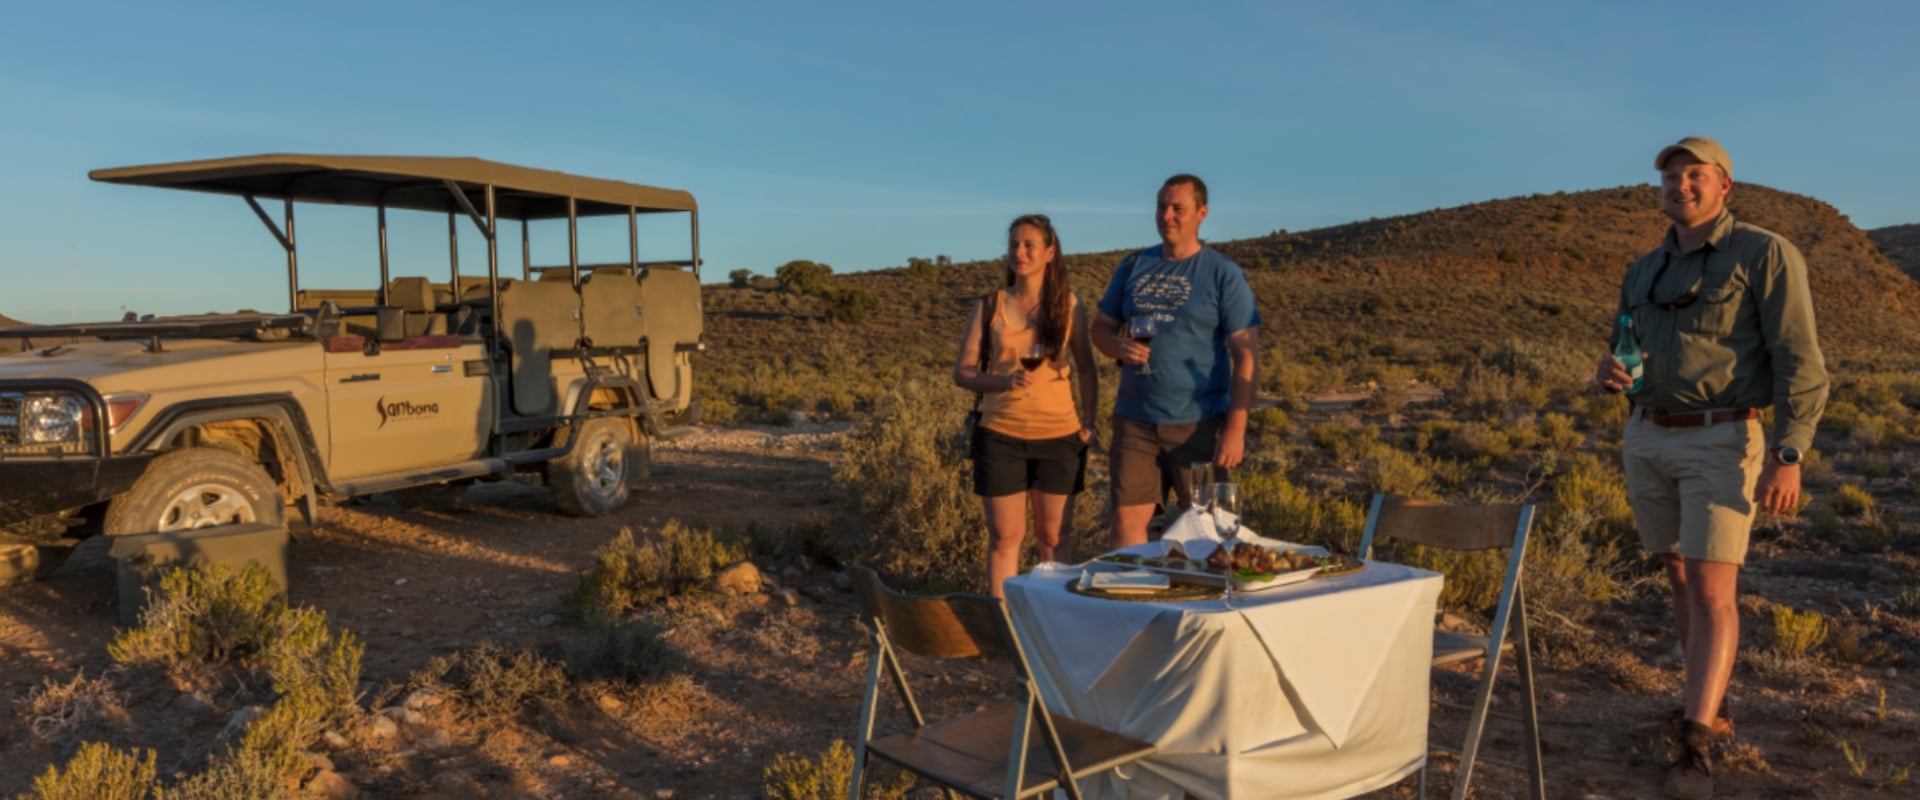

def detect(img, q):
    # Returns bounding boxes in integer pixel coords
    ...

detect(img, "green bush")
[1238,471,1366,554]
[835,380,984,592]
[160,697,327,800]
[729,269,753,289]
[775,260,834,296]
[764,740,914,800]
[18,742,156,800]
[108,562,362,727]
[825,286,879,324]
[566,523,749,620]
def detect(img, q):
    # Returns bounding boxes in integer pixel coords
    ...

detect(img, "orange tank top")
[979,291,1082,440]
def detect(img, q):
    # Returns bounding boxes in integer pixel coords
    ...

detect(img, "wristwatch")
[1770,446,1803,466]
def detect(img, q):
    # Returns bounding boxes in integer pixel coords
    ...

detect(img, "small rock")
[1887,667,1898,679]
[595,693,625,713]
[393,577,409,586]
[321,730,349,750]
[307,769,361,800]
[830,571,852,591]
[366,715,399,741]
[712,562,765,595]
[535,613,562,627]
[303,751,335,772]
[786,410,810,426]
[223,706,264,739]
[653,791,675,800]
[548,754,574,767]
[169,692,212,714]
[415,727,454,750]
[383,707,426,728]
[401,689,443,712]
[773,588,801,607]
[1867,565,1901,583]
[1542,689,1568,706]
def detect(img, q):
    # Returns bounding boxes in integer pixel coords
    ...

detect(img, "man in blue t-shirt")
[1093,174,1262,548]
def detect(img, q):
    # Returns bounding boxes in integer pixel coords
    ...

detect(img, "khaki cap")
[1655,136,1732,179]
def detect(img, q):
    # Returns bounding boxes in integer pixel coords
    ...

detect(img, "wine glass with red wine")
[1128,314,1158,376]
[1019,342,1046,372]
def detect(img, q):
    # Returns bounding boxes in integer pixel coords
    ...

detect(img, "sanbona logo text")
[376,397,441,429]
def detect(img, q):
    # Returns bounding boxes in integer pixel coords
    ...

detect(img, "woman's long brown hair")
[1005,214,1071,356]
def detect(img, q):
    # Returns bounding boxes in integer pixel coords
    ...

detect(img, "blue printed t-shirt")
[1097,245,1261,424]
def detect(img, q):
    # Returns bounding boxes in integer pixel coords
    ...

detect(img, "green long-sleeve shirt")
[1611,210,1828,451]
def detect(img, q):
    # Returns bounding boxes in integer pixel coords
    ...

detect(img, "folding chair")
[847,566,1156,800]
[1359,495,1545,800]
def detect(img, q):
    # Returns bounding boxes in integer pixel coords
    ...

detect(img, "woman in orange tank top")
[952,215,1098,598]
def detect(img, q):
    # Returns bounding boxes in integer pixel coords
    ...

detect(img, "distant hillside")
[0,314,25,328]
[1868,223,1920,281]
[695,182,1920,421]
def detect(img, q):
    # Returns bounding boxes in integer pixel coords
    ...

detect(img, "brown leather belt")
[1635,407,1759,428]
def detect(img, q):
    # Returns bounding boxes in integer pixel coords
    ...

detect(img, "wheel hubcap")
[589,438,623,496]
[156,483,257,531]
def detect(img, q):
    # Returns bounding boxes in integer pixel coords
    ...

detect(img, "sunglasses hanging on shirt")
[1645,250,1704,311]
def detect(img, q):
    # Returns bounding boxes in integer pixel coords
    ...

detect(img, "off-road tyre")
[102,448,286,535]
[546,418,637,517]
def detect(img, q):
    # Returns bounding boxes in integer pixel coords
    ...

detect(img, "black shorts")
[971,428,1088,497]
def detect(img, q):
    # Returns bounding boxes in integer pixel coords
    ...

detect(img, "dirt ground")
[2,419,1916,799]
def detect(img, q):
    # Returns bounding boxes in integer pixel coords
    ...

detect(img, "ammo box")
[108,523,290,627]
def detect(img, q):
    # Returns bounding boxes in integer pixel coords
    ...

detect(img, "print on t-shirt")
[1132,272,1192,321]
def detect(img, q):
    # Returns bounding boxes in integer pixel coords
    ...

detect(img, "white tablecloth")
[1004,557,1443,800]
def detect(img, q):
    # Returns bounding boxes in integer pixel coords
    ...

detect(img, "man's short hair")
[1162,174,1209,208]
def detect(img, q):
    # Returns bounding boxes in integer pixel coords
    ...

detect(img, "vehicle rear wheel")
[102,448,286,536]
[547,418,636,517]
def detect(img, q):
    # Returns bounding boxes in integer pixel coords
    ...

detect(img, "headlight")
[21,393,86,444]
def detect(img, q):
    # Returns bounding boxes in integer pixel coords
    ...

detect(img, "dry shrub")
[1770,605,1830,658]
[1545,452,1636,545]
[835,380,984,591]
[750,608,824,660]
[567,523,748,619]
[1831,484,1876,518]
[160,697,328,800]
[765,739,914,800]
[1744,647,1821,683]
[564,617,684,684]
[18,741,156,800]
[1828,616,1896,665]
[410,643,569,725]
[15,670,129,747]
[1237,471,1365,554]
[1359,447,1434,499]
[1895,584,1920,618]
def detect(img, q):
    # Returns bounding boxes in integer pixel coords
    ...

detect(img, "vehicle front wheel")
[546,418,637,517]
[102,448,286,536]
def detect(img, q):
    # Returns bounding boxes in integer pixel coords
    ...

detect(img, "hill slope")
[696,183,1920,421]
[1868,223,1920,281]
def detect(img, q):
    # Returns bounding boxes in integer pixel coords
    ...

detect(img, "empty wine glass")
[1187,462,1214,510]
[1127,314,1158,376]
[1213,482,1240,608]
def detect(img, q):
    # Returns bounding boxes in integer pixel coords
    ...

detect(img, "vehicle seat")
[388,276,447,336]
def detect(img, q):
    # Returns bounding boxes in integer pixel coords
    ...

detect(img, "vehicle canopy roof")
[90,154,696,218]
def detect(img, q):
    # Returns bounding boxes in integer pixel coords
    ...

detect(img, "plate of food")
[1097,540,1357,592]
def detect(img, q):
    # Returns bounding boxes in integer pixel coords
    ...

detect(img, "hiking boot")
[1660,708,1735,745]
[1663,721,1715,800]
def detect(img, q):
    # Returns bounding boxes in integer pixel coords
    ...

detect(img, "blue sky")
[2,1,1916,321]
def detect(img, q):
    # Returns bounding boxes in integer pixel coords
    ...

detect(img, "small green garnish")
[1234,567,1277,583]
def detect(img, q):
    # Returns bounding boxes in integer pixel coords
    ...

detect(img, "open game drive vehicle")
[0,154,705,584]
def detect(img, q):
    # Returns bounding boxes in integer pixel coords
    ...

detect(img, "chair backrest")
[850,565,1013,660]
[1362,496,1530,554]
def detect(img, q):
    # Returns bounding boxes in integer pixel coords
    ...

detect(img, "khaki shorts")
[1621,412,1765,565]
[1109,413,1225,507]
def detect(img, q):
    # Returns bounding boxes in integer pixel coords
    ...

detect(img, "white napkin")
[1084,569,1170,593]
[1160,506,1307,558]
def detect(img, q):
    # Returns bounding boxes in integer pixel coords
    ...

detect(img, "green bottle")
[1614,314,1644,394]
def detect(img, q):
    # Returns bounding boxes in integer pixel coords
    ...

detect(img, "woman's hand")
[1078,426,1094,444]
[1003,370,1034,392]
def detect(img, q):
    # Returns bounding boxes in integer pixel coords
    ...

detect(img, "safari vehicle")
[0,154,704,584]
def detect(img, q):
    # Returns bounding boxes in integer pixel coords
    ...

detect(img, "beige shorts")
[1109,413,1224,507]
[1621,412,1765,565]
